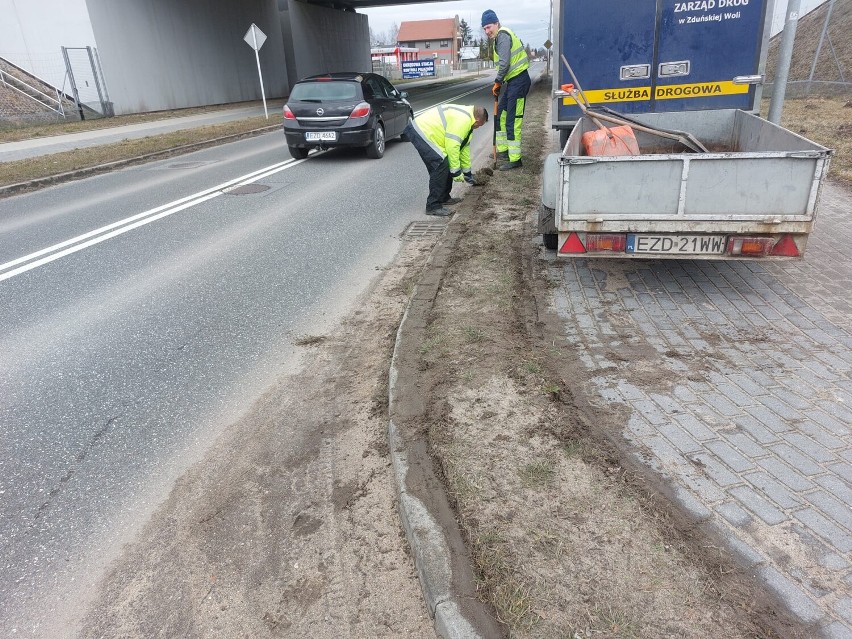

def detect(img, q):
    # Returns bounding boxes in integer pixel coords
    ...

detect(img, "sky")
[360,0,830,47]
[362,0,554,48]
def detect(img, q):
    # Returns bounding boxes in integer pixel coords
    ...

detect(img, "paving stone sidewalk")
[547,181,852,638]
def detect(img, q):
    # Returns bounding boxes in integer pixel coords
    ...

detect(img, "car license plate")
[305,131,337,141]
[626,234,727,255]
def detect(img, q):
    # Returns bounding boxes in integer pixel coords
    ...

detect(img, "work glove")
[492,80,502,97]
[451,170,465,183]
[463,171,478,185]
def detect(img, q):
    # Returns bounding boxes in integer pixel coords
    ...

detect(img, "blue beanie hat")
[481,9,499,27]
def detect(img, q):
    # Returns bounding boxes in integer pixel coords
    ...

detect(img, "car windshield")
[290,81,359,101]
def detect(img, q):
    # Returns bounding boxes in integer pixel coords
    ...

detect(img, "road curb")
[0,124,280,198]
[387,193,504,639]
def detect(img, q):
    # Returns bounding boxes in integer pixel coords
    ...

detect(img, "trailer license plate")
[627,234,727,255]
[305,131,337,141]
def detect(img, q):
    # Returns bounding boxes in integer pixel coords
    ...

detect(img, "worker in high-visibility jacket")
[482,9,530,170]
[404,104,488,216]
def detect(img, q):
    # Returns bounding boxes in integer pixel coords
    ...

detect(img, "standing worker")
[404,104,488,217]
[482,9,531,170]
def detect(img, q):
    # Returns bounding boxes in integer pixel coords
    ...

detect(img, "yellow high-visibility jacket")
[412,104,476,173]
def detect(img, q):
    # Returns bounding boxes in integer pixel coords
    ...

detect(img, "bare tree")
[389,22,400,44]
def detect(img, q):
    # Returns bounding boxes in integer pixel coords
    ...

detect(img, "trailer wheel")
[543,233,558,250]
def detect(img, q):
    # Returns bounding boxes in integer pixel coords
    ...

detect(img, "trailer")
[539,0,833,259]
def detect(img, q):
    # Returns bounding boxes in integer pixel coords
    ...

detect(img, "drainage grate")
[404,220,447,238]
[222,183,271,195]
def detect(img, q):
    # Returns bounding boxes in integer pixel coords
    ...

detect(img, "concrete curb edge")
[387,204,496,639]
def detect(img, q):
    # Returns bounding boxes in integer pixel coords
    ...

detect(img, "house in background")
[459,46,480,61]
[396,18,460,68]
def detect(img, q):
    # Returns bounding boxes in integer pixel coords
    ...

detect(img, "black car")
[282,72,413,160]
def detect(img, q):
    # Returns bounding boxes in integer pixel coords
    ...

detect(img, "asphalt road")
[0,74,505,636]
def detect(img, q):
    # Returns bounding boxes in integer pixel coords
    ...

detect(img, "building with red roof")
[396,18,460,69]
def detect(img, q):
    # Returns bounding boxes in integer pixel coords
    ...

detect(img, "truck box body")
[542,0,834,259]
[553,0,770,131]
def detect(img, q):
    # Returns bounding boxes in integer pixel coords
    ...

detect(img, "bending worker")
[404,104,488,217]
[482,9,530,171]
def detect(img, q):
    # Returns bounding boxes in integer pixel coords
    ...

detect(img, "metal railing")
[0,67,65,116]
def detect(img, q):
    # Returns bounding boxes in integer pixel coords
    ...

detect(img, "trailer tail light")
[585,233,627,252]
[769,234,801,257]
[559,232,587,254]
[283,105,296,120]
[350,102,371,119]
[727,236,773,257]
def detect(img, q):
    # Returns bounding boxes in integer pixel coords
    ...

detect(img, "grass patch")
[462,325,486,343]
[518,460,557,489]
[590,604,641,639]
[447,467,483,503]
[473,530,536,629]
[493,582,534,628]
[542,381,561,400]
[0,116,278,188]
[521,360,543,376]
[419,333,444,356]
[764,96,851,184]
[563,438,593,459]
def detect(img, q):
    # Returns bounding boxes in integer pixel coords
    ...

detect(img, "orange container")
[581,125,640,157]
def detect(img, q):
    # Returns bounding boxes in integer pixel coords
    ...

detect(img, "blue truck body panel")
[555,0,772,125]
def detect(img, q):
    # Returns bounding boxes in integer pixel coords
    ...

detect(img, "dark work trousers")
[404,122,451,211]
[497,69,531,160]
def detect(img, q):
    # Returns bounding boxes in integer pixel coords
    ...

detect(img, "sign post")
[243,23,268,119]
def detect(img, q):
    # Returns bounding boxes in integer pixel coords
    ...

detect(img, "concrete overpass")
[0,0,451,115]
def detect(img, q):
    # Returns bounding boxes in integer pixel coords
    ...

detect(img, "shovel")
[492,91,499,166]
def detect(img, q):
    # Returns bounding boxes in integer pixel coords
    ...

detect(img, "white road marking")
[0,158,306,282]
[1,85,488,283]
[413,86,487,115]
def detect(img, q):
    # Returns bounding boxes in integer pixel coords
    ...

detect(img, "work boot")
[425,206,452,217]
[496,150,509,162]
[443,197,463,205]
[498,159,523,171]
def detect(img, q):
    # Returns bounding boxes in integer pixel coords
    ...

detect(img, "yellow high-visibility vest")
[492,26,530,81]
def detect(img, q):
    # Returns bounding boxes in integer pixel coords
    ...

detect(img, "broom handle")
[560,54,591,108]
[568,90,610,136]
[560,54,611,136]
[492,96,498,162]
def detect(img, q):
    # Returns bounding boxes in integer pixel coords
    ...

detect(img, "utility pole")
[768,0,801,124]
